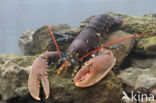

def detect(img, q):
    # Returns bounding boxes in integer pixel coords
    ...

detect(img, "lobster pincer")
[74,49,116,87]
[28,51,59,100]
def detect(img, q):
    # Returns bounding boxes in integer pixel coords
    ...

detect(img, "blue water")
[0,0,155,54]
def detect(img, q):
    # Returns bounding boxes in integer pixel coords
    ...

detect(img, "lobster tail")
[67,14,122,57]
[87,14,123,35]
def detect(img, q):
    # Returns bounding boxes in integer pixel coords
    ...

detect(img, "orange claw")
[28,51,59,100]
[74,49,116,87]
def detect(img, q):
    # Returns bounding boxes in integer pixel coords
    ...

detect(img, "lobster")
[28,14,123,100]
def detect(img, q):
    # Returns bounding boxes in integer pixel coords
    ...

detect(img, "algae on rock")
[46,71,123,103]
[108,12,156,55]
[0,54,37,67]
[135,36,156,55]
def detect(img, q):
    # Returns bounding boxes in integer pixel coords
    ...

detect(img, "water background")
[0,0,155,54]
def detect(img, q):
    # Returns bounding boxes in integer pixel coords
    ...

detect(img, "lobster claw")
[28,51,59,100]
[74,49,116,87]
[40,74,50,99]
[28,65,50,100]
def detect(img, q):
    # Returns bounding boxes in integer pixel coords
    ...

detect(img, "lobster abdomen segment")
[67,14,123,56]
[87,14,122,34]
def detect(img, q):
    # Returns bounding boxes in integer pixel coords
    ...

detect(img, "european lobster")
[28,14,153,100]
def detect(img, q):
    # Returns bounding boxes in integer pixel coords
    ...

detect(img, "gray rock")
[139,100,156,103]
[46,71,123,103]
[121,98,136,103]
[0,61,30,100]
[118,63,156,95]
[0,54,37,101]
[131,57,156,69]
[0,53,123,103]
[0,59,123,103]
[121,91,136,103]
[19,29,36,55]
[101,30,135,68]
[18,24,76,55]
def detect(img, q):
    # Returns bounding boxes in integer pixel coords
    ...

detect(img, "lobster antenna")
[46,24,61,58]
[78,33,154,61]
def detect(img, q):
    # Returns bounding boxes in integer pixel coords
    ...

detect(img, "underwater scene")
[0,0,156,103]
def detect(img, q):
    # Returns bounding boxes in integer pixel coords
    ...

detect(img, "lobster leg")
[28,51,59,100]
[105,43,122,49]
[49,32,75,44]
[49,36,74,45]
[74,49,116,87]
[53,32,73,37]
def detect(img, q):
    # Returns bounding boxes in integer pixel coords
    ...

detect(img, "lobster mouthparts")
[74,49,116,87]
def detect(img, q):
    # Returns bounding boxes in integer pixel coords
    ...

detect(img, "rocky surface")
[0,60,29,100]
[118,63,156,97]
[18,29,36,55]
[130,55,156,69]
[0,54,33,100]
[108,12,156,55]
[47,71,122,103]
[135,36,156,55]
[0,54,123,103]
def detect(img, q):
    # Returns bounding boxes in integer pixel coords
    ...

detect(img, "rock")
[139,99,156,103]
[101,30,135,68]
[0,54,35,100]
[0,53,123,103]
[0,100,7,103]
[19,24,79,55]
[0,54,36,67]
[0,61,30,100]
[108,12,156,34]
[118,63,156,96]
[131,56,156,69]
[108,12,156,55]
[46,71,122,103]
[121,97,136,103]
[18,29,36,55]
[151,88,156,98]
[135,36,156,55]
[121,91,136,103]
